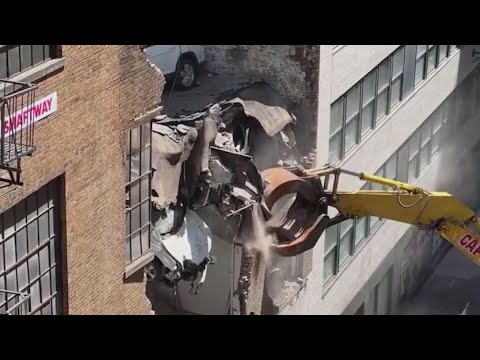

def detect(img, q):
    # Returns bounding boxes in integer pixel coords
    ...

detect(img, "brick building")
[0,45,164,315]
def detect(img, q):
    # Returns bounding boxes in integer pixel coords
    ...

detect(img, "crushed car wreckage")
[145,82,310,300]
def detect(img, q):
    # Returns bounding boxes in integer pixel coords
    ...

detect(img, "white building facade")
[280,44,480,315]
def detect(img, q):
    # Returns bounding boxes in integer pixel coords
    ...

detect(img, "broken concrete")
[151,123,198,209]
[147,80,307,314]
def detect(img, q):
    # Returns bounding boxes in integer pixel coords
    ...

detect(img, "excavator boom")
[261,165,480,268]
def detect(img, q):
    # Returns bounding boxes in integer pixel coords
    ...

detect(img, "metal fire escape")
[0,290,30,315]
[0,79,38,185]
[0,80,38,314]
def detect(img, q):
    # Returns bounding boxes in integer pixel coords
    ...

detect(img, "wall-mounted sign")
[3,92,58,137]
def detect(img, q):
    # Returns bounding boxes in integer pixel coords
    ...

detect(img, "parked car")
[143,45,205,90]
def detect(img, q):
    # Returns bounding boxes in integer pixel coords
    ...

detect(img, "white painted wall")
[331,45,400,102]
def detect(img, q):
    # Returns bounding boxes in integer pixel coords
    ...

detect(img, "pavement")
[398,247,480,315]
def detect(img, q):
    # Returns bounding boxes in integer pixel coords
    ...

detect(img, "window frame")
[328,46,405,163]
[323,152,400,287]
[414,45,427,87]
[426,45,439,75]
[124,120,153,266]
[419,117,433,172]
[438,45,448,65]
[0,45,58,80]
[373,267,394,315]
[324,92,451,291]
[390,47,405,110]
[0,181,62,315]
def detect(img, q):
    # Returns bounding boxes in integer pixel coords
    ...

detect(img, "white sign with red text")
[3,92,57,137]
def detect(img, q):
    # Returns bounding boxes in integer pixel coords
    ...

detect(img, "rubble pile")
[148,83,305,301]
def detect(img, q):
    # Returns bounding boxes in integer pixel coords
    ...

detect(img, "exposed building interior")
[143,77,309,314]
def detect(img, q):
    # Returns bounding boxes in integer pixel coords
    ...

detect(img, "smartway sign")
[3,92,58,137]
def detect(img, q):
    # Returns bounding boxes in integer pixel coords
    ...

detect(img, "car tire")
[175,56,199,91]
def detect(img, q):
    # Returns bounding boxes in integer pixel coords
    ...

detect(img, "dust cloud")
[246,204,274,267]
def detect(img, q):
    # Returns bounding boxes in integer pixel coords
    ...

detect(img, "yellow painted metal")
[438,222,480,266]
[335,190,477,227]
[359,172,420,193]
[305,166,480,268]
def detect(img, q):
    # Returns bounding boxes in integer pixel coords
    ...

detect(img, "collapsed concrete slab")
[147,81,307,314]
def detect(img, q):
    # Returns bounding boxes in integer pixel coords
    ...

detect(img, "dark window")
[0,181,62,315]
[414,45,427,86]
[390,47,405,108]
[0,45,57,79]
[125,121,152,265]
[426,45,438,74]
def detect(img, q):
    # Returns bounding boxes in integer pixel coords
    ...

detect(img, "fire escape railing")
[0,289,30,315]
[0,79,38,185]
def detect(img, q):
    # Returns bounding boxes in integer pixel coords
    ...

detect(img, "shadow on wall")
[427,60,480,207]
[395,50,480,315]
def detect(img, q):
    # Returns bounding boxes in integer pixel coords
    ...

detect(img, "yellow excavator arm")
[261,165,480,268]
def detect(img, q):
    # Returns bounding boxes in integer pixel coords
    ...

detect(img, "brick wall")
[0,45,165,314]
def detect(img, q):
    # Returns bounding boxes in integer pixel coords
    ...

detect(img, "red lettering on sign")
[460,234,471,246]
[33,103,43,117]
[41,101,48,114]
[465,239,478,252]
[2,93,56,137]
[473,246,480,256]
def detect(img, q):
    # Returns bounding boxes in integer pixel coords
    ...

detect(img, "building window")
[438,45,448,64]
[414,45,456,89]
[324,95,453,288]
[323,213,373,284]
[432,102,449,157]
[361,70,376,137]
[328,44,460,164]
[0,181,62,315]
[323,224,338,282]
[323,149,403,285]
[328,46,405,163]
[345,84,361,153]
[329,98,344,163]
[0,45,57,79]
[125,121,152,265]
[427,45,438,74]
[376,59,390,122]
[414,45,427,86]
[323,189,375,285]
[390,47,404,109]
[373,267,393,315]
[407,130,420,182]
[339,218,354,266]
[419,118,432,171]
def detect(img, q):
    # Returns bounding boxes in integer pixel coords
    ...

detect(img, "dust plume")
[245,204,274,267]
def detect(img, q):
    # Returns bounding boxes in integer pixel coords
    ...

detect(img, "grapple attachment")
[261,167,331,256]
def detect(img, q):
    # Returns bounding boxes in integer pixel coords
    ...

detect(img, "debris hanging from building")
[148,82,309,313]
